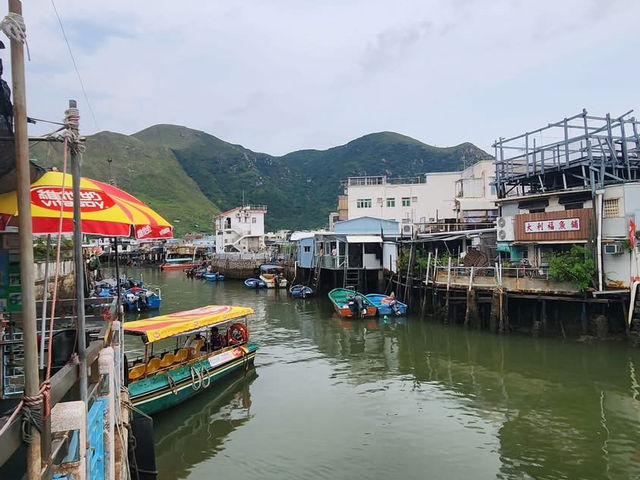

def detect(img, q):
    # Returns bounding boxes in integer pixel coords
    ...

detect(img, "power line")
[49,0,99,131]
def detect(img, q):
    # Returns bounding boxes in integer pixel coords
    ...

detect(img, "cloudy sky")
[8,0,640,155]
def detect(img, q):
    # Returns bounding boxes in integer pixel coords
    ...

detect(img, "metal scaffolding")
[493,109,640,199]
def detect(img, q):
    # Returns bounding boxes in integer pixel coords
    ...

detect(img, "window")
[603,198,620,218]
[386,197,395,207]
[529,208,545,214]
[490,184,497,195]
[303,246,311,253]
[252,217,257,223]
[356,198,372,208]
[402,197,411,207]
[564,202,583,211]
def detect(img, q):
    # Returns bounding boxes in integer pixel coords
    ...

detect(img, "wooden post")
[7,1,41,477]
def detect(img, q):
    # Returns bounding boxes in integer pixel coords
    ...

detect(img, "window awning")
[345,235,382,243]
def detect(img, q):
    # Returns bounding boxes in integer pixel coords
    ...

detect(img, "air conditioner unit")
[604,243,624,255]
[496,216,515,241]
[401,224,414,237]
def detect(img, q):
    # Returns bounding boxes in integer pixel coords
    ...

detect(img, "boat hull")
[161,262,199,271]
[244,278,266,288]
[129,342,258,416]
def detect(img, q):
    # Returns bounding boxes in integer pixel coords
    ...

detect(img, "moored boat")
[123,286,162,312]
[328,288,377,318]
[244,277,266,288]
[365,293,408,316]
[203,272,225,281]
[124,305,258,416]
[289,284,313,298]
[161,256,200,271]
[258,264,288,288]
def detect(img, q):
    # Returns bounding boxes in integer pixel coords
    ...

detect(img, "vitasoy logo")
[31,187,115,212]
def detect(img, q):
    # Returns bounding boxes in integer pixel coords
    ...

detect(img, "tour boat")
[124,305,258,416]
[258,264,288,288]
[289,284,313,298]
[328,288,377,318]
[365,293,408,316]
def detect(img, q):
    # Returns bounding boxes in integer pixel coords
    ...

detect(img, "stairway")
[344,269,360,290]
[311,257,323,290]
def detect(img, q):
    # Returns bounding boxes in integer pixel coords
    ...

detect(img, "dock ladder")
[344,269,360,290]
[311,256,323,290]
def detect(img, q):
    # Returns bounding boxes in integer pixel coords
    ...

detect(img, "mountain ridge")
[29,125,492,234]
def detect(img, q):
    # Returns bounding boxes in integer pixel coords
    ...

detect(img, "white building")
[343,160,496,227]
[455,160,498,223]
[214,205,267,253]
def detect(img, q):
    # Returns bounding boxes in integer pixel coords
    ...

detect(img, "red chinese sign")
[524,218,580,233]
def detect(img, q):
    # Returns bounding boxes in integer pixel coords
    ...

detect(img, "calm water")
[125,268,640,480]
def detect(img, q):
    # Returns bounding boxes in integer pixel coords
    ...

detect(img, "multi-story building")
[214,205,267,253]
[340,160,497,228]
[494,110,640,292]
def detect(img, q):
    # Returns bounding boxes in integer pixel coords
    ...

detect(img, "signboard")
[524,218,580,234]
[208,347,245,369]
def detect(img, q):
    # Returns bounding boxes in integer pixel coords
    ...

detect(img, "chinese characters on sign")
[524,218,580,233]
[31,187,115,212]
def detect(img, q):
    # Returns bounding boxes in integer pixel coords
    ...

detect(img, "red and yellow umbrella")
[0,171,173,239]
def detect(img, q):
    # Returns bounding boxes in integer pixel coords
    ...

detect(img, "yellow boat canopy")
[123,305,254,343]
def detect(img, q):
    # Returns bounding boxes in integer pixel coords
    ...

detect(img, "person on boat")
[210,326,227,350]
[382,291,400,315]
[186,333,204,357]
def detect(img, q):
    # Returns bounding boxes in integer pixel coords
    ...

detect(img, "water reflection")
[127,269,640,479]
[154,369,257,480]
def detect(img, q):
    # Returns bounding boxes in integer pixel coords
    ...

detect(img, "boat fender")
[190,366,202,391]
[128,416,158,480]
[200,364,211,389]
[228,323,249,344]
[166,372,178,395]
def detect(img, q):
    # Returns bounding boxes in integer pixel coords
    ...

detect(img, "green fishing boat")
[124,305,258,416]
[328,288,377,318]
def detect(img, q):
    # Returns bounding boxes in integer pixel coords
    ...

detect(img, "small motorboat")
[203,272,225,281]
[328,288,377,318]
[365,293,408,316]
[258,264,288,289]
[289,284,313,298]
[123,287,162,312]
[244,278,266,289]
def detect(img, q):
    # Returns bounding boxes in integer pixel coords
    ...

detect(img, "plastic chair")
[188,338,205,359]
[174,348,189,363]
[146,357,161,375]
[128,363,146,381]
[159,352,175,368]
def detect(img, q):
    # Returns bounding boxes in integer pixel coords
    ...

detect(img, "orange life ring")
[228,323,249,345]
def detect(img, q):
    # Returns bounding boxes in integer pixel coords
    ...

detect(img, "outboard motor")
[354,295,365,317]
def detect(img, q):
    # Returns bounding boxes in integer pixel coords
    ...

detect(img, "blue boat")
[203,272,225,281]
[365,293,408,316]
[123,287,162,312]
[244,278,266,289]
[289,284,313,298]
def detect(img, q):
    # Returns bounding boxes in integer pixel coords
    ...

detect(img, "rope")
[0,12,30,60]
[21,382,50,443]
[45,138,69,384]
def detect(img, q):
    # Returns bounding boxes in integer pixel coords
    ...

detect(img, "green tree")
[548,245,595,291]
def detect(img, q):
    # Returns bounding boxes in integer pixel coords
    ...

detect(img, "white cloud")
[5,0,640,155]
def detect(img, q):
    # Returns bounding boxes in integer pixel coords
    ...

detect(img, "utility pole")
[68,99,89,419]
[7,0,41,478]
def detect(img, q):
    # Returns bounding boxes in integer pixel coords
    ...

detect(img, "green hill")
[30,131,220,236]
[30,126,492,234]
